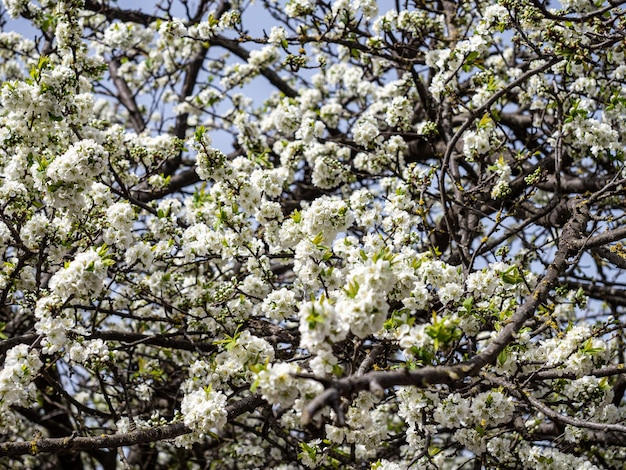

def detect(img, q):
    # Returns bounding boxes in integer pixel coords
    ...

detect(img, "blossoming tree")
[1,0,626,468]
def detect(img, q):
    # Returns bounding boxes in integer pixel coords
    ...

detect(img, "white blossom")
[48,249,108,300]
[180,387,228,436]
[0,345,42,411]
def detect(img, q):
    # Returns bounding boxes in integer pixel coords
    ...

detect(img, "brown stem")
[0,395,264,457]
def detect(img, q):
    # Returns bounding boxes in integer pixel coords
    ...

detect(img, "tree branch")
[574,225,626,249]
[83,0,162,25]
[521,363,626,381]
[0,330,216,357]
[108,58,146,133]
[0,394,264,457]
[210,35,298,99]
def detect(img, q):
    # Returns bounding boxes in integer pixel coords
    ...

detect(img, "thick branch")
[537,174,614,193]
[591,246,626,269]
[0,395,264,457]
[574,225,626,249]
[0,330,216,357]
[210,35,298,98]
[83,0,162,25]
[0,423,189,457]
[109,58,145,133]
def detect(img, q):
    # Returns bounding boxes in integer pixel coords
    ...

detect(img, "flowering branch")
[0,395,264,457]
[302,201,590,423]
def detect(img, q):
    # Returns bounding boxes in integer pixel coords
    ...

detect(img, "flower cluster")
[180,387,228,439]
[0,344,42,417]
[48,248,109,301]
[254,362,301,408]
[434,390,515,428]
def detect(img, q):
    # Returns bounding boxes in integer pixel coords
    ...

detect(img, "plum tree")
[1,0,626,468]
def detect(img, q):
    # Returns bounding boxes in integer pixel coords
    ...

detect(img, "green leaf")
[214,328,241,351]
[425,316,462,350]
[311,232,324,245]
[477,113,492,129]
[499,266,523,284]
[290,209,301,223]
[299,441,316,460]
[580,338,603,355]
[194,125,206,141]
[497,348,508,366]
[343,279,360,299]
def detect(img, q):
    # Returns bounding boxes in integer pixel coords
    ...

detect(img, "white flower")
[261,288,297,320]
[248,46,280,70]
[320,101,344,127]
[2,0,31,17]
[0,345,42,409]
[299,297,349,349]
[136,383,153,402]
[48,249,108,300]
[309,349,340,376]
[268,26,287,45]
[352,115,380,147]
[159,18,186,38]
[336,254,397,338]
[265,98,301,134]
[472,390,514,426]
[397,324,432,353]
[124,241,154,267]
[311,156,349,189]
[385,96,413,129]
[69,339,109,364]
[181,387,228,435]
[295,117,325,143]
[298,439,324,468]
[463,128,492,159]
[285,0,315,17]
[250,167,290,198]
[193,19,219,40]
[255,362,300,407]
[19,213,49,251]
[353,0,378,20]
[455,428,486,455]
[560,0,597,13]
[299,195,354,243]
[491,179,511,199]
[371,460,404,470]
[255,200,284,224]
[102,22,152,52]
[196,147,227,181]
[213,331,275,384]
[466,268,500,298]
[47,139,107,187]
[0,179,27,206]
[433,392,471,428]
[438,282,464,305]
[103,202,135,249]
